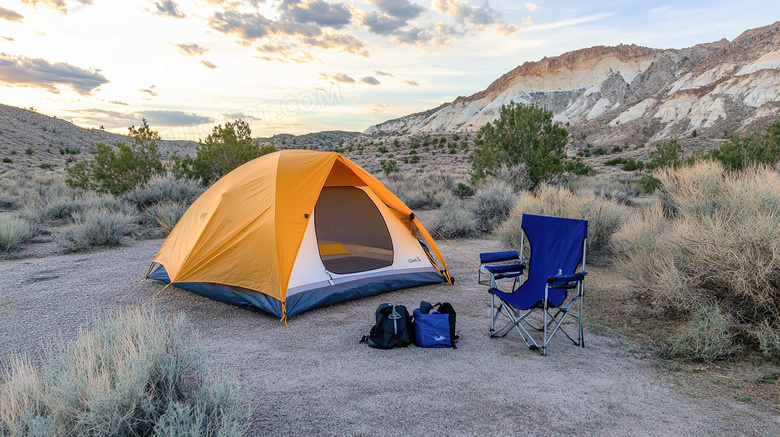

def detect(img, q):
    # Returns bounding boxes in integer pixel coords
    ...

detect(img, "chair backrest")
[516,214,587,309]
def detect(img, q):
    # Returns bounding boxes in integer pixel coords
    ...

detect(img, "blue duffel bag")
[412,301,458,348]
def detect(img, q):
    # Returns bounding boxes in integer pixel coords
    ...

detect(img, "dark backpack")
[361,304,412,349]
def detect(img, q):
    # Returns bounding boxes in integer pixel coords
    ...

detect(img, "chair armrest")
[547,272,587,286]
[483,263,525,276]
[479,250,520,264]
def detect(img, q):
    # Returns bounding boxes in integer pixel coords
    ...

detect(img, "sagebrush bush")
[498,184,629,251]
[380,171,461,209]
[567,174,642,205]
[614,162,780,325]
[146,201,189,234]
[430,197,477,238]
[665,305,737,361]
[0,215,36,252]
[470,178,516,233]
[0,309,251,436]
[58,207,136,251]
[124,173,204,208]
[756,320,780,358]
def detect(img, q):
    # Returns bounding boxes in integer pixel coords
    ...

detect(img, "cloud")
[0,7,24,23]
[368,103,391,112]
[302,32,370,57]
[170,42,209,56]
[255,43,322,63]
[319,72,355,83]
[403,80,418,86]
[2,36,14,41]
[495,20,519,35]
[138,85,158,99]
[392,22,460,48]
[370,0,425,20]
[361,11,408,35]
[360,76,381,86]
[0,53,107,95]
[201,60,219,69]
[434,0,501,28]
[68,108,214,130]
[373,69,394,77]
[281,0,352,30]
[521,16,532,26]
[524,2,537,11]
[20,0,92,14]
[208,10,273,40]
[141,110,213,125]
[151,0,185,18]
[108,100,128,105]
[529,13,612,31]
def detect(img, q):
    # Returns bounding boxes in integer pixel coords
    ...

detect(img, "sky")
[0,0,778,141]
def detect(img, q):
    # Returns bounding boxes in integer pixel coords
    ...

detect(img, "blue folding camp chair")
[481,214,588,355]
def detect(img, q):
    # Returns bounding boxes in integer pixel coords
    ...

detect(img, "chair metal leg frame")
[489,281,585,355]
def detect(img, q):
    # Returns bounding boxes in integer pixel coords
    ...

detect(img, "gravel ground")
[1,238,779,436]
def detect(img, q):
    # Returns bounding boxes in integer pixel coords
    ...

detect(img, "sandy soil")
[1,237,778,436]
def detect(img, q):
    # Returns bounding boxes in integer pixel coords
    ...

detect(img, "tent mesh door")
[314,187,394,274]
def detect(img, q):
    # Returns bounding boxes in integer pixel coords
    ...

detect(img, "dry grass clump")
[0,309,251,436]
[470,178,516,233]
[613,161,780,359]
[664,305,738,361]
[380,171,460,209]
[0,215,36,252]
[123,173,204,208]
[498,184,629,251]
[58,207,136,251]
[430,196,477,238]
[567,174,642,205]
[145,201,189,235]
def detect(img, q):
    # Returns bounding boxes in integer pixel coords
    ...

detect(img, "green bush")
[665,305,736,361]
[39,163,54,170]
[66,120,166,195]
[594,147,606,155]
[498,185,629,251]
[172,119,275,184]
[0,309,251,436]
[471,101,568,188]
[621,158,643,171]
[470,179,516,233]
[0,215,36,252]
[146,201,189,234]
[58,207,136,251]
[124,173,204,208]
[454,182,473,198]
[564,158,595,176]
[3,157,13,164]
[646,139,683,170]
[700,121,780,170]
[380,159,399,175]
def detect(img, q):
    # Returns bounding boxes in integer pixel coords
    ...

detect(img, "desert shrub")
[380,159,399,175]
[0,309,251,436]
[614,161,780,338]
[568,174,642,205]
[471,101,568,188]
[621,158,643,171]
[66,120,166,195]
[171,119,275,184]
[646,139,683,170]
[146,201,189,234]
[564,158,595,176]
[665,305,737,361]
[124,173,204,208]
[498,185,629,251]
[454,182,473,198]
[58,207,136,251]
[380,171,459,209]
[470,178,516,233]
[756,320,780,358]
[0,215,36,252]
[430,196,477,238]
[700,121,780,170]
[492,162,532,192]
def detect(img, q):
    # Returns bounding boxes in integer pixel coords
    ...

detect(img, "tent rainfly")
[146,150,452,321]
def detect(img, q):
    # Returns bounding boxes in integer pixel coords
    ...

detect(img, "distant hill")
[360,21,780,149]
[0,104,359,174]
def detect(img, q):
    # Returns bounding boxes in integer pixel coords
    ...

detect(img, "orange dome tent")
[147,150,452,321]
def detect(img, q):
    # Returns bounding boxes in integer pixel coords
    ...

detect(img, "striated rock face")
[364,22,780,146]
